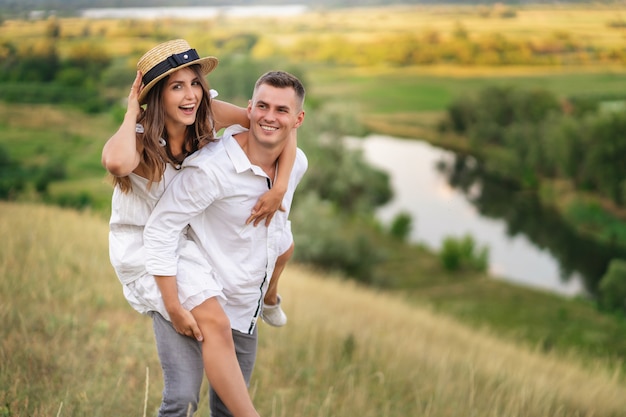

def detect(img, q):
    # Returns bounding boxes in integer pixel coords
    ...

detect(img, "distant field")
[237,5,626,48]
[3,4,626,58]
[309,65,626,115]
[3,4,626,121]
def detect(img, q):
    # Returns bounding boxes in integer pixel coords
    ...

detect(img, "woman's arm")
[212,99,249,131]
[246,128,297,226]
[102,71,143,177]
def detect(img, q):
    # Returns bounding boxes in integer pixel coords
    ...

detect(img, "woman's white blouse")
[109,164,180,284]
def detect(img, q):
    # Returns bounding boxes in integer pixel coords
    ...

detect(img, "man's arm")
[153,274,204,341]
[144,162,217,337]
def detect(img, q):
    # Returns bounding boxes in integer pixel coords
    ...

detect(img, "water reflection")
[348,135,626,297]
[440,154,626,296]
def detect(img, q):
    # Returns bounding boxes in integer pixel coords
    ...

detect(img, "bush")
[0,82,107,111]
[439,234,489,273]
[389,211,412,241]
[298,135,392,214]
[47,191,95,210]
[0,144,26,200]
[34,160,67,194]
[291,192,387,284]
[598,259,626,313]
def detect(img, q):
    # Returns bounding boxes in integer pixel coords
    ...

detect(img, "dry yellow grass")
[256,265,626,416]
[1,201,625,416]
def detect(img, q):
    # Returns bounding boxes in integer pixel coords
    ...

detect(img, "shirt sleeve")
[294,149,308,184]
[144,163,218,276]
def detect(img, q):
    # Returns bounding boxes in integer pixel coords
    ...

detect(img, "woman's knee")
[192,298,231,335]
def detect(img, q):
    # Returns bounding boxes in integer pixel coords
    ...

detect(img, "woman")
[102,39,295,417]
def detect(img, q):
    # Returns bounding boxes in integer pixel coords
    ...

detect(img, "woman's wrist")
[272,183,287,195]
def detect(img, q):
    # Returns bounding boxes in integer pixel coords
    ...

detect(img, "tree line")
[442,85,626,210]
[0,18,112,111]
[276,26,626,68]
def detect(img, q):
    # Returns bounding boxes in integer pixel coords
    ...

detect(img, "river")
[347,134,626,297]
[79,6,308,19]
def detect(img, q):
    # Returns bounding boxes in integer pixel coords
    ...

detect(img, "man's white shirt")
[144,124,307,333]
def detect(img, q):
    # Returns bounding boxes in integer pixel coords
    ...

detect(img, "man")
[143,70,307,416]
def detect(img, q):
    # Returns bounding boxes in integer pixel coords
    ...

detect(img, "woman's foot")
[261,294,287,327]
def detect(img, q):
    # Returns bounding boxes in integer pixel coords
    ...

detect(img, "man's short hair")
[254,71,305,109]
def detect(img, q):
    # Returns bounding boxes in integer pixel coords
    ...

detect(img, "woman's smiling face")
[162,67,204,129]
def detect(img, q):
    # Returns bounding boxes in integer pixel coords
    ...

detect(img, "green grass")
[309,66,626,115]
[0,102,117,210]
[0,103,115,179]
[405,278,626,365]
[565,199,626,245]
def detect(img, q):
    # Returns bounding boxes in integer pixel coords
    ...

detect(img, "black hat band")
[142,48,200,86]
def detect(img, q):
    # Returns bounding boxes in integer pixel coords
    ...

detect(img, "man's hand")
[169,305,204,341]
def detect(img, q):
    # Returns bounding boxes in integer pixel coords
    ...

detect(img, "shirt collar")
[223,135,252,174]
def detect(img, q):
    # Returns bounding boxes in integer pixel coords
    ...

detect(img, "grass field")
[307,65,626,129]
[2,201,626,417]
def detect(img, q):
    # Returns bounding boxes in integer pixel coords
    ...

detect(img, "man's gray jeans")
[151,311,258,417]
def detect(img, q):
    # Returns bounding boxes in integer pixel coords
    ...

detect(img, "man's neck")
[235,132,283,177]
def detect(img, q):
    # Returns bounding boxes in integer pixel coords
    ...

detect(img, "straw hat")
[137,39,218,105]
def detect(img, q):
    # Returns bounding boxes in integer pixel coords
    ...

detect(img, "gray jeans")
[151,311,258,417]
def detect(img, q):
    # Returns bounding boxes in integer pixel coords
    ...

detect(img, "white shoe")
[261,294,287,327]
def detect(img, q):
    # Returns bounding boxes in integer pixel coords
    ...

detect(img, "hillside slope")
[1,201,625,416]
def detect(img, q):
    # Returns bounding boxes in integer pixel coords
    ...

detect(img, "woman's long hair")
[114,64,217,193]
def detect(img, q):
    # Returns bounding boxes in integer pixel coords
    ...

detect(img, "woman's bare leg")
[264,243,294,306]
[191,298,259,417]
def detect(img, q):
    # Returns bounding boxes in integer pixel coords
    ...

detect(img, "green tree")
[439,234,489,273]
[62,42,111,87]
[45,16,61,39]
[389,211,412,241]
[586,111,626,205]
[543,115,592,185]
[299,138,392,214]
[598,258,626,313]
[0,145,25,200]
[4,40,60,82]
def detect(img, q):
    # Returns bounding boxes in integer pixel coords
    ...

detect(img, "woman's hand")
[127,70,143,115]
[246,187,286,227]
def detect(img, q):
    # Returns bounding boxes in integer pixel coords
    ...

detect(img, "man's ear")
[294,111,305,128]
